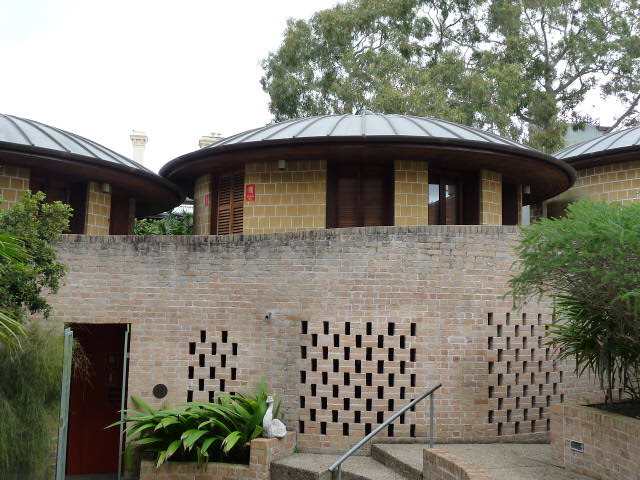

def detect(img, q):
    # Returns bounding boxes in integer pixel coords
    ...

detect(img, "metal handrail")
[328,383,442,479]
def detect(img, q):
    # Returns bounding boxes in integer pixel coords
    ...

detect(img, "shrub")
[114,382,280,467]
[509,201,640,403]
[0,326,64,479]
[134,212,193,235]
[0,191,71,322]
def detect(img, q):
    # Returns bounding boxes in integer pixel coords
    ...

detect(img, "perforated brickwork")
[486,312,565,440]
[298,320,420,440]
[186,329,241,403]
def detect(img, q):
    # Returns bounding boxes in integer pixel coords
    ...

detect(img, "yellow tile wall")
[243,160,326,234]
[0,165,30,209]
[480,170,502,225]
[548,159,640,210]
[194,174,212,235]
[86,181,111,235]
[394,159,429,226]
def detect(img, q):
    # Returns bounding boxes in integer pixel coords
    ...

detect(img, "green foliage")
[0,192,71,321]
[261,0,640,152]
[134,212,193,236]
[0,235,28,353]
[113,381,281,467]
[509,201,640,402]
[0,325,64,479]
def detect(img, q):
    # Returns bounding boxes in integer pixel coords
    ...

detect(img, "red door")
[66,324,127,474]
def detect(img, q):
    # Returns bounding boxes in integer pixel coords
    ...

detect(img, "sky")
[0,0,622,174]
[0,0,339,173]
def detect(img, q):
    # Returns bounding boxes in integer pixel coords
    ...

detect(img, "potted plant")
[110,382,294,480]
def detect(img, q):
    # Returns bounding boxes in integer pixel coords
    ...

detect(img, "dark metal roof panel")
[200,112,539,152]
[0,113,153,173]
[555,125,640,160]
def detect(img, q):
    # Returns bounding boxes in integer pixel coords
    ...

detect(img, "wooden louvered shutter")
[231,172,244,234]
[215,170,244,235]
[328,162,393,228]
[362,166,386,226]
[336,166,359,228]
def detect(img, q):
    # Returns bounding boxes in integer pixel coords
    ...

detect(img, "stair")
[271,444,419,480]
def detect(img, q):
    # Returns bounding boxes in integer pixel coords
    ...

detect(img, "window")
[327,162,393,228]
[30,176,87,234]
[502,183,520,225]
[211,170,244,235]
[428,170,479,225]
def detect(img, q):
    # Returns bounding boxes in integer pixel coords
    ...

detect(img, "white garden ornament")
[262,395,287,438]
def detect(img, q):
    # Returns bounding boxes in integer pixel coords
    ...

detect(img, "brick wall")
[550,404,640,480]
[423,448,492,480]
[394,160,429,226]
[243,160,326,234]
[0,165,30,209]
[85,181,111,235]
[139,432,296,480]
[480,170,502,225]
[194,174,212,235]
[51,227,603,454]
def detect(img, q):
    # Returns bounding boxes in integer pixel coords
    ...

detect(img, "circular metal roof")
[554,125,640,168]
[203,112,539,152]
[0,113,183,216]
[0,113,152,172]
[161,112,576,203]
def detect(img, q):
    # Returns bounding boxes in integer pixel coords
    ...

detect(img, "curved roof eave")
[554,125,640,168]
[0,141,185,217]
[161,135,576,204]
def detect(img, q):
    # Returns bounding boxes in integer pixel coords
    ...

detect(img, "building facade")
[160,113,575,235]
[546,125,640,216]
[0,113,182,234]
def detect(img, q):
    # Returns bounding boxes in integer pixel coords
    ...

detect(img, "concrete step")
[271,453,410,480]
[371,444,422,480]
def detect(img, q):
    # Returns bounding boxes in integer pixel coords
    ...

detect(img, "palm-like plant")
[0,234,28,353]
[111,382,281,468]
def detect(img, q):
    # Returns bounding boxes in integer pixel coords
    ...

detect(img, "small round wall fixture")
[152,383,168,399]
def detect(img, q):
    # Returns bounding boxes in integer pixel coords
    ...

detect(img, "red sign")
[245,184,256,202]
[204,192,210,207]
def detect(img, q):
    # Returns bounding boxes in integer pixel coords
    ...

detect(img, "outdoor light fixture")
[264,312,272,321]
[278,159,287,170]
[101,182,111,193]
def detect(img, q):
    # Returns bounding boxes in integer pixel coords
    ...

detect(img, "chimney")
[199,132,224,149]
[130,130,148,164]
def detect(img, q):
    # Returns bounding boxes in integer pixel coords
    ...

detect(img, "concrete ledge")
[551,403,640,480]
[139,431,296,480]
[423,448,492,480]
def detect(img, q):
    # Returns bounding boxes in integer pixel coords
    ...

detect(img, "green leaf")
[165,439,182,459]
[222,431,242,453]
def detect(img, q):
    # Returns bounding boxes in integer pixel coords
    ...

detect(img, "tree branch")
[607,92,640,132]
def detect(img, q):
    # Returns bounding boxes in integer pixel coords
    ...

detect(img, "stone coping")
[59,224,522,246]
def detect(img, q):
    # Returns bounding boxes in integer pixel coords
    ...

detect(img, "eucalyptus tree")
[261,0,640,151]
